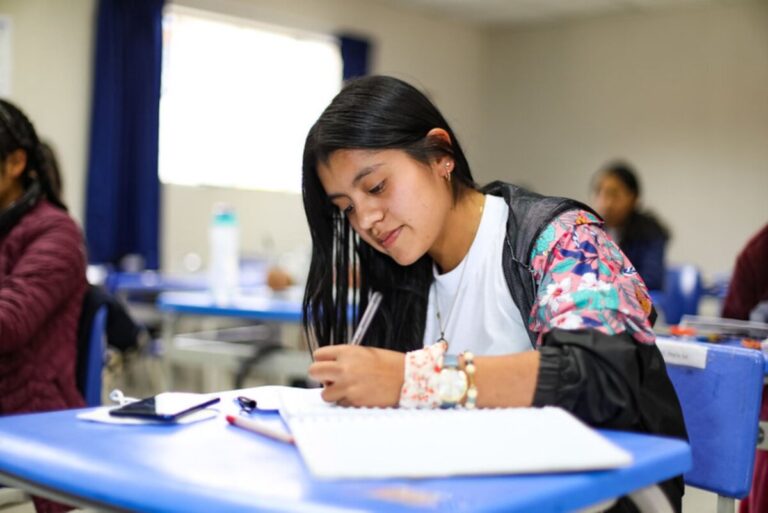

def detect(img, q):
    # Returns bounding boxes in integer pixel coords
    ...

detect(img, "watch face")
[438,368,468,403]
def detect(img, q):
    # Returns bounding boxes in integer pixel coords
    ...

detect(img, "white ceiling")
[375,0,726,26]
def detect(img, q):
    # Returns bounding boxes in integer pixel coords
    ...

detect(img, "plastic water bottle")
[209,204,239,305]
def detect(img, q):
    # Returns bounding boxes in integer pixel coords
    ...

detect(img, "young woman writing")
[300,76,687,512]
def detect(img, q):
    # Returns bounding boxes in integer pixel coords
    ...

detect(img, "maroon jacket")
[723,223,768,321]
[726,223,768,513]
[0,199,87,414]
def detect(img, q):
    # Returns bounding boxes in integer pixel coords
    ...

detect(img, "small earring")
[444,172,452,183]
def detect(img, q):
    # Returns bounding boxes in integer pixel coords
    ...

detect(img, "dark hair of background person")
[592,159,670,240]
[596,160,640,197]
[0,99,67,210]
[38,139,63,200]
[301,75,478,352]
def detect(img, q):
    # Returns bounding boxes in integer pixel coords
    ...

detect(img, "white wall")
[0,0,487,270]
[163,0,489,271]
[4,0,765,279]
[0,0,95,225]
[483,1,768,278]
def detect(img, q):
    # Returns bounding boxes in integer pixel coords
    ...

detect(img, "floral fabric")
[399,341,447,409]
[529,210,655,345]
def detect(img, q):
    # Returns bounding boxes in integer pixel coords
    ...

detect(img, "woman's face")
[592,173,637,227]
[0,149,26,210]
[317,148,453,266]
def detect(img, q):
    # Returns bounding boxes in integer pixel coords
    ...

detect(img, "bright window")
[159,7,343,193]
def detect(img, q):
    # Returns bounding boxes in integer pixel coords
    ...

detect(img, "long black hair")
[302,75,477,352]
[0,99,67,210]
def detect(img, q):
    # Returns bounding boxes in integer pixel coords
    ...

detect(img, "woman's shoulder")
[16,200,83,242]
[626,210,669,242]
[530,209,604,262]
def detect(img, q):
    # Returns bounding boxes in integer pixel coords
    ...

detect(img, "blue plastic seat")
[660,265,703,325]
[657,337,764,512]
[81,305,108,406]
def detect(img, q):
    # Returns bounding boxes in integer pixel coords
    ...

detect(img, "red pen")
[225,415,295,445]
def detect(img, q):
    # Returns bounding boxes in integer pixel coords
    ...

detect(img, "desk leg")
[758,421,768,451]
[627,485,674,513]
[717,496,735,513]
[161,312,178,391]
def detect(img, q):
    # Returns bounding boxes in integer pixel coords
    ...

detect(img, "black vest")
[481,182,598,346]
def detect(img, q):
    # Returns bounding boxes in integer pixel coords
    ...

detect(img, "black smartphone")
[109,393,220,421]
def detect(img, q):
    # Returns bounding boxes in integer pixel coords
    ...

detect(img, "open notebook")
[279,389,633,479]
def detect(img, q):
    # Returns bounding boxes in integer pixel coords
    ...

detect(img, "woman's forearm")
[472,351,540,408]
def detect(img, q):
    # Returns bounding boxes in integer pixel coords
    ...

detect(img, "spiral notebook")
[279,389,633,479]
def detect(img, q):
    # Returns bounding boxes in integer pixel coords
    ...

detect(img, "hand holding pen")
[309,292,407,407]
[349,291,383,346]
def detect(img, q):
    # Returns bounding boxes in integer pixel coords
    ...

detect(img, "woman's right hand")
[308,345,405,407]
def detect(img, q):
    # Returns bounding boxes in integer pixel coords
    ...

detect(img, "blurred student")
[591,161,669,290]
[722,223,768,322]
[725,223,768,513]
[0,99,86,512]
[301,76,687,512]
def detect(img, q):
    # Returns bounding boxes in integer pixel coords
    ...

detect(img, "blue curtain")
[339,35,370,80]
[85,0,164,269]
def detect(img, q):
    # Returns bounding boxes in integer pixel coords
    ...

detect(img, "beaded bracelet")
[462,351,478,409]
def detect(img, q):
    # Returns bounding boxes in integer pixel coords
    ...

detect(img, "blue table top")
[157,289,303,323]
[106,270,267,295]
[0,394,691,513]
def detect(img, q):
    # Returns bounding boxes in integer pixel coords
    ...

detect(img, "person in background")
[722,223,768,322]
[0,99,86,513]
[723,223,768,513]
[591,161,669,290]
[300,76,687,512]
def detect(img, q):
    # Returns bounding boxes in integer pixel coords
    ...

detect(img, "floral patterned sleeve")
[529,209,655,346]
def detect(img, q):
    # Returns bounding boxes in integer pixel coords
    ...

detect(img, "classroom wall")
[0,0,95,226]
[163,0,489,271]
[0,0,487,271]
[482,0,768,278]
[3,0,765,280]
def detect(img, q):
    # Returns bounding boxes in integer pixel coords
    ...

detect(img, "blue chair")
[657,337,764,513]
[81,305,108,406]
[661,265,703,325]
[76,286,111,407]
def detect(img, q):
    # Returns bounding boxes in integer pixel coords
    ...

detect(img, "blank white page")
[280,399,633,479]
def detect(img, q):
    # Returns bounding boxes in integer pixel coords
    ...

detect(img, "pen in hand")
[349,291,383,346]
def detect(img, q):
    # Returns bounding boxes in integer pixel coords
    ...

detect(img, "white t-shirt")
[422,195,532,355]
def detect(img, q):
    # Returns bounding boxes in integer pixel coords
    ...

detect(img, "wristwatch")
[437,354,468,409]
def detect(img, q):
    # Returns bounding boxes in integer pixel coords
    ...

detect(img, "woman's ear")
[4,149,27,179]
[426,128,453,179]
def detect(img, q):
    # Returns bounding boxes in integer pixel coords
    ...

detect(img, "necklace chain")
[433,195,485,347]
[434,256,470,346]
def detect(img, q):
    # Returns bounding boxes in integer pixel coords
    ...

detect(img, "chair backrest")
[657,337,763,498]
[82,306,107,406]
[663,265,703,325]
[76,285,110,406]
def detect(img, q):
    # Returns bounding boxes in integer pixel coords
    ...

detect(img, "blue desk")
[0,395,690,513]
[157,289,303,324]
[157,289,307,391]
[107,271,208,295]
[106,269,267,296]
